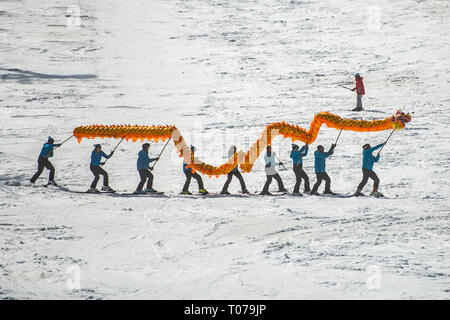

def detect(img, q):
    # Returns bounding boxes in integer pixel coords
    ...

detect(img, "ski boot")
[88,188,100,193]
[354,188,364,197]
[370,188,383,197]
[180,190,192,195]
[101,186,115,193]
[242,189,250,194]
[47,180,58,186]
[145,188,158,193]
[220,190,231,195]
[199,189,209,195]
[323,189,336,195]
[260,191,272,195]
[135,190,146,194]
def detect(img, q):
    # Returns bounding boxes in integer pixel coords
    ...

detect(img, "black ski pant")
[357,168,379,190]
[262,173,285,193]
[222,169,247,192]
[31,156,55,183]
[183,171,204,192]
[137,169,154,191]
[293,163,310,193]
[311,172,331,193]
[90,164,108,188]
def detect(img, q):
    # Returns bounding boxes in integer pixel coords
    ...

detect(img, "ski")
[85,190,116,194]
[206,193,256,198]
[41,183,70,191]
[310,193,354,198]
[286,193,304,197]
[370,193,385,198]
[259,192,288,196]
[41,183,66,188]
[64,189,123,194]
[235,191,259,196]
[179,192,212,196]
[119,191,165,196]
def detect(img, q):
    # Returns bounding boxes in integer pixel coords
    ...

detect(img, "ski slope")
[0,0,449,299]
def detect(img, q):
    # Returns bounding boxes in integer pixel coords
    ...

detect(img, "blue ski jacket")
[290,145,308,165]
[314,148,334,173]
[91,150,111,166]
[39,143,57,158]
[183,162,192,173]
[137,149,157,171]
[362,144,382,170]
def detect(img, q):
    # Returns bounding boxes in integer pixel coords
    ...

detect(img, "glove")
[110,151,114,155]
[155,157,160,161]
[279,162,284,166]
[100,162,105,165]
[331,144,336,149]
[55,144,62,147]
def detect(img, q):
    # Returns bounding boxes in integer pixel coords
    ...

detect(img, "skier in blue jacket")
[88,144,114,193]
[290,143,310,194]
[310,144,336,195]
[135,143,159,194]
[30,137,61,185]
[355,143,384,197]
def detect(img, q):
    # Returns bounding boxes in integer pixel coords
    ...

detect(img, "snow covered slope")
[0,0,449,299]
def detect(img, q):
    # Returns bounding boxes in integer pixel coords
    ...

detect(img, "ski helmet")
[142,143,150,149]
[48,136,54,144]
[292,144,299,150]
[363,143,371,150]
[355,73,361,78]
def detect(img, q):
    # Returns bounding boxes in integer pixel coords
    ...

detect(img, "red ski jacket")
[354,77,365,95]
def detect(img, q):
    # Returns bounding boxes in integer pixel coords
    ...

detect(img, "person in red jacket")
[351,73,365,111]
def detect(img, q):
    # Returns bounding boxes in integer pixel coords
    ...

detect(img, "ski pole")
[329,129,342,160]
[275,153,288,171]
[59,135,75,146]
[338,84,353,91]
[44,135,74,157]
[376,128,396,157]
[150,137,171,170]
[101,137,124,167]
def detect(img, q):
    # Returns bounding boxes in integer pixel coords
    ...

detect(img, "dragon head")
[391,110,412,130]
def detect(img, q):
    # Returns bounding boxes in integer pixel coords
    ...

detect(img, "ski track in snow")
[0,0,449,299]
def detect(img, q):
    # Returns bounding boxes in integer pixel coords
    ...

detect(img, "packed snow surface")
[0,0,449,299]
